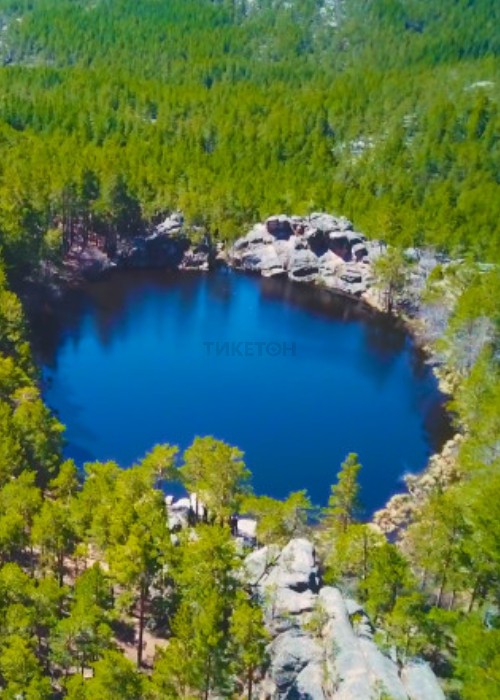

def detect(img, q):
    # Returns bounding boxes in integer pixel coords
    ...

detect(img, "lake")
[32,269,452,513]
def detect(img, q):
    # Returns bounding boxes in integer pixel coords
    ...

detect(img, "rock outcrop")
[64,212,214,278]
[246,538,445,700]
[373,434,463,535]
[116,213,212,271]
[229,213,383,299]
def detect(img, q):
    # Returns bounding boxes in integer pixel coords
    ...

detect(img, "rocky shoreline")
[26,210,461,536]
[373,434,463,536]
[228,213,380,299]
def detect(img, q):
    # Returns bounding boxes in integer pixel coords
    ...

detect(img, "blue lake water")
[34,269,452,513]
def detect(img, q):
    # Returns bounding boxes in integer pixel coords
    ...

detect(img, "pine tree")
[324,453,362,535]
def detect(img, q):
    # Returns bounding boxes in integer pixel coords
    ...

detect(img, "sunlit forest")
[0,1,499,698]
[0,0,498,274]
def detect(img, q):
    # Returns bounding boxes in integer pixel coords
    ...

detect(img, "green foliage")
[406,490,470,604]
[229,591,269,699]
[243,490,311,545]
[0,634,52,699]
[380,592,428,664]
[454,614,500,700]
[0,0,498,272]
[50,565,115,676]
[359,542,416,623]
[180,436,250,521]
[73,450,174,666]
[66,651,146,700]
[32,496,76,583]
[324,523,385,585]
[373,248,413,313]
[323,452,363,535]
[152,524,243,699]
[0,471,41,562]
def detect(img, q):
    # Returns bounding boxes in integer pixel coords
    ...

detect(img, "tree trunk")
[29,543,35,578]
[362,530,368,580]
[247,667,254,700]
[137,582,147,667]
[58,551,64,586]
[468,576,481,613]
[420,568,428,590]
[436,573,446,608]
[385,281,392,314]
[203,655,212,700]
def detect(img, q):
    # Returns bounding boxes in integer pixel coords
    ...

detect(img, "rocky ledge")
[245,538,445,700]
[116,212,215,272]
[229,213,384,299]
[61,212,216,282]
[373,434,463,535]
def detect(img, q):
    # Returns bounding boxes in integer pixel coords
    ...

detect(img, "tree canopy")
[0,0,498,276]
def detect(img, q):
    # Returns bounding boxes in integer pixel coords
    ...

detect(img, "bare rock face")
[246,538,445,700]
[229,213,379,299]
[268,630,323,696]
[401,661,448,700]
[114,213,213,271]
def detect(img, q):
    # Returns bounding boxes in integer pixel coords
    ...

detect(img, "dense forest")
[0,256,498,698]
[0,0,498,274]
[0,0,499,698]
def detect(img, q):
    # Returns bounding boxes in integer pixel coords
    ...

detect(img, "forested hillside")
[0,0,498,274]
[0,1,499,698]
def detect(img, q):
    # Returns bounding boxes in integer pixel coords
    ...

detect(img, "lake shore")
[21,214,460,528]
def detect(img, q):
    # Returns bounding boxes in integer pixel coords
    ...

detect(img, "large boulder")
[268,630,323,694]
[180,244,210,271]
[253,543,445,700]
[309,213,352,234]
[166,497,192,531]
[401,661,446,700]
[319,587,374,700]
[155,211,184,235]
[272,588,317,617]
[319,587,410,700]
[231,224,286,275]
[244,544,281,586]
[263,538,320,593]
[240,243,284,275]
[290,662,327,700]
[229,212,380,301]
[266,215,293,238]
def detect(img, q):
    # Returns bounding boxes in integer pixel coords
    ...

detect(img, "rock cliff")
[229,213,383,300]
[245,538,445,700]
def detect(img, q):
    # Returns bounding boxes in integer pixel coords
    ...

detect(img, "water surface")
[33,270,452,513]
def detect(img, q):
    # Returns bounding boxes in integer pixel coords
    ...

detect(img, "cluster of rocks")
[62,212,215,279]
[373,435,463,535]
[116,212,213,272]
[163,499,447,698]
[165,493,257,543]
[244,538,444,700]
[229,213,384,299]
